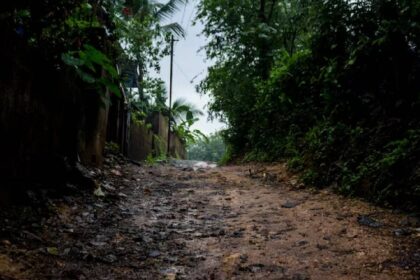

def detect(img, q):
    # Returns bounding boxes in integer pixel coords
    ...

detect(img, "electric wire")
[180,1,187,27]
[174,60,192,84]
[185,2,196,34]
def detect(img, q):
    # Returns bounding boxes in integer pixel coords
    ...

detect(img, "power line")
[190,70,205,83]
[174,60,192,84]
[180,1,187,27]
[185,2,196,34]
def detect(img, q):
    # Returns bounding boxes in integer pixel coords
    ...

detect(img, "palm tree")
[168,98,207,144]
[123,0,187,37]
[118,0,187,107]
[170,98,204,126]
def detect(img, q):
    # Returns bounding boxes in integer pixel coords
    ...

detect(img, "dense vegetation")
[3,0,182,91]
[2,0,206,150]
[187,132,226,162]
[196,0,420,208]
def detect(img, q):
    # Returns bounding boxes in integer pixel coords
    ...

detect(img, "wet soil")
[0,158,419,279]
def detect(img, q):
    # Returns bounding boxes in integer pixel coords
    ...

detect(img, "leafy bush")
[197,0,420,209]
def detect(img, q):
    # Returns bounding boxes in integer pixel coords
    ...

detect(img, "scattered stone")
[89,241,107,247]
[149,250,161,258]
[393,228,412,237]
[0,158,416,279]
[118,192,128,198]
[231,230,244,238]
[316,244,329,250]
[111,169,122,176]
[22,231,43,242]
[357,215,383,228]
[281,201,299,208]
[296,183,305,190]
[1,240,11,246]
[102,183,116,191]
[246,263,265,273]
[240,254,248,263]
[102,254,118,263]
[297,240,309,246]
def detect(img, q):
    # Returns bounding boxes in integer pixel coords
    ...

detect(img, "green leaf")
[61,53,83,67]
[47,247,59,256]
[98,77,122,97]
[186,111,193,122]
[76,68,96,83]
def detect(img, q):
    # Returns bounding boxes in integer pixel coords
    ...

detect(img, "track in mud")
[0,159,419,279]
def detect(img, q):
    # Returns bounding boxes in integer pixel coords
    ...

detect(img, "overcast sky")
[153,0,225,135]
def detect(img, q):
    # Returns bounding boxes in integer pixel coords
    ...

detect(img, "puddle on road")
[171,160,218,171]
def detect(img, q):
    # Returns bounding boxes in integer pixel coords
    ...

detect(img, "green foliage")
[62,44,121,97]
[187,132,226,162]
[164,98,206,145]
[153,134,167,158]
[128,77,168,122]
[106,142,121,154]
[197,0,420,209]
[8,0,187,101]
[146,153,167,165]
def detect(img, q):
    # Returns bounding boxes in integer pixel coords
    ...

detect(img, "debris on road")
[0,159,418,279]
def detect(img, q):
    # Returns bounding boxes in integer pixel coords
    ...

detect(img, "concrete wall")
[78,86,110,166]
[107,93,129,156]
[150,112,169,145]
[0,30,185,183]
[0,33,112,180]
[127,122,153,161]
[170,132,187,159]
[126,112,187,161]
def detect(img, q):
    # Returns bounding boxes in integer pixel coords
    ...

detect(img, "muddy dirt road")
[0,158,419,279]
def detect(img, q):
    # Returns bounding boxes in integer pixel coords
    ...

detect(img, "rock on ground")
[0,159,419,279]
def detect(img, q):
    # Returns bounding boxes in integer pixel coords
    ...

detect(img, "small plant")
[145,153,167,165]
[106,142,120,154]
[301,169,318,186]
[287,156,304,172]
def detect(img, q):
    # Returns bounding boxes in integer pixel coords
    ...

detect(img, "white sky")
[153,0,225,135]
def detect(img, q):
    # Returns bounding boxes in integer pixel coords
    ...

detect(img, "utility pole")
[167,35,175,157]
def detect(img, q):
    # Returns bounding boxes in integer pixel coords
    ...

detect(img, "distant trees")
[188,132,226,162]
[196,0,420,208]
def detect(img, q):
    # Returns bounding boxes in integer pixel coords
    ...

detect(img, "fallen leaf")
[47,247,59,256]
[94,187,105,197]
[166,273,176,280]
[111,169,122,176]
